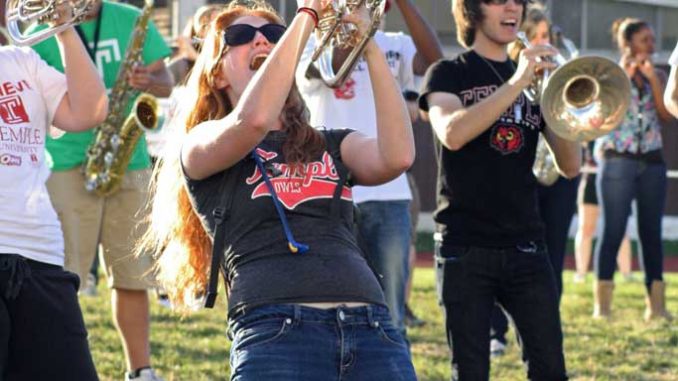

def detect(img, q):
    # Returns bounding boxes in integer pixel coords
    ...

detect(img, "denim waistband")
[228,304,390,338]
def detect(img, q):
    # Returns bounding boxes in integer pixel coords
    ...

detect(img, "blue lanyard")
[251,150,309,254]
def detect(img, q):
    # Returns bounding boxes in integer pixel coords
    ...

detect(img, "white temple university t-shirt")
[0,46,67,266]
[670,41,678,66]
[297,31,416,203]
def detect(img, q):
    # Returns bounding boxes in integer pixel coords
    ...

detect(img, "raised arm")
[52,28,108,132]
[340,12,414,185]
[664,63,678,118]
[392,0,443,75]
[182,1,321,180]
[636,56,673,124]
[427,46,556,150]
[541,128,581,179]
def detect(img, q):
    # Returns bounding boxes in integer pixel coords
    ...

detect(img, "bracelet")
[297,7,319,28]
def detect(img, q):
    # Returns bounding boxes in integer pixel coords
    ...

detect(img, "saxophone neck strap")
[75,7,104,63]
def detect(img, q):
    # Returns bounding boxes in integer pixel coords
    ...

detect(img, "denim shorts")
[228,304,417,381]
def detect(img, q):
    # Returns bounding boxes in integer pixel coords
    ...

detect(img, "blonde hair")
[137,0,324,310]
[508,3,549,61]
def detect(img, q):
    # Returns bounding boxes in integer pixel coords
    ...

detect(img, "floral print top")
[596,76,662,155]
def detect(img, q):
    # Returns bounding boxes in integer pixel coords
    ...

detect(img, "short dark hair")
[452,0,532,48]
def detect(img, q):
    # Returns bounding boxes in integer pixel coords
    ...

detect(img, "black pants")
[538,176,581,299]
[0,254,98,380]
[435,242,567,381]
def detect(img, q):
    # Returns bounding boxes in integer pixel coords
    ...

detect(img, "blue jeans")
[356,201,411,334]
[537,176,580,299]
[228,304,416,381]
[435,241,567,381]
[595,157,666,286]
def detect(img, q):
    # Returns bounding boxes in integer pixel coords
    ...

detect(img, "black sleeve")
[418,59,462,112]
[322,128,355,160]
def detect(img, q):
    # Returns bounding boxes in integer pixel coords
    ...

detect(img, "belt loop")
[293,304,301,325]
[226,320,235,341]
[366,304,375,327]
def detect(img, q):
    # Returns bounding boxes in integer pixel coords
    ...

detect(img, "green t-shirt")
[31,1,171,171]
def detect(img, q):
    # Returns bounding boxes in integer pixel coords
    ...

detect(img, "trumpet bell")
[5,0,95,46]
[541,56,631,142]
[311,0,386,88]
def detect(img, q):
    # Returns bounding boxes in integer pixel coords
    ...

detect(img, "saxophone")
[532,135,560,186]
[83,0,159,197]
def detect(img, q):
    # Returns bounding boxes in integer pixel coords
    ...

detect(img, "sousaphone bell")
[518,32,631,142]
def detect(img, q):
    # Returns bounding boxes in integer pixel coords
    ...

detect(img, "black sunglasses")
[223,24,287,46]
[483,0,529,5]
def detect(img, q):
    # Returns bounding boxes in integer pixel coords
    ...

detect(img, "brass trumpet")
[311,0,386,88]
[0,26,11,45]
[4,0,95,46]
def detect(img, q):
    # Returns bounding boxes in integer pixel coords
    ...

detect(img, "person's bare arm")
[393,0,443,75]
[52,28,108,132]
[541,128,581,178]
[665,64,678,118]
[340,39,414,185]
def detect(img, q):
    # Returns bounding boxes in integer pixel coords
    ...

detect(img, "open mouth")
[501,19,518,28]
[249,54,269,70]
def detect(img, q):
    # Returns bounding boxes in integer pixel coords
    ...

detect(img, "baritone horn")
[0,26,11,45]
[311,0,386,88]
[5,0,96,46]
[517,31,631,142]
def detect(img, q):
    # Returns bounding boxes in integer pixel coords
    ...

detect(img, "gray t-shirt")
[185,129,385,316]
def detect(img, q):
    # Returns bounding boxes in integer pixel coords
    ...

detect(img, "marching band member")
[420,0,580,379]
[31,1,173,379]
[296,0,443,342]
[0,4,107,379]
[139,1,416,379]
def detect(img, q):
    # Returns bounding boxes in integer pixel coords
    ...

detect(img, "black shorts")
[581,173,598,205]
[0,254,98,380]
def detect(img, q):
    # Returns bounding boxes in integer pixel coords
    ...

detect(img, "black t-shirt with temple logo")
[419,50,545,247]
[184,129,385,316]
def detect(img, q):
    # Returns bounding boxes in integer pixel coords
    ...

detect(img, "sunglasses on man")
[223,24,287,47]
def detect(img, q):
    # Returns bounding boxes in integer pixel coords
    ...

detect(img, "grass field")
[81,269,678,381]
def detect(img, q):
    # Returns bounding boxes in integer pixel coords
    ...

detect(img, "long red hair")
[137,0,324,310]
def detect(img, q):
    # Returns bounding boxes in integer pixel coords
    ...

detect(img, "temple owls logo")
[490,124,524,155]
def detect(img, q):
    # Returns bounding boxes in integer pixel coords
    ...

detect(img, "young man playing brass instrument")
[419,0,580,379]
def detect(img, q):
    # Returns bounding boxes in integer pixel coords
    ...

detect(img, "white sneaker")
[573,273,586,284]
[79,273,98,297]
[490,339,506,358]
[125,368,164,381]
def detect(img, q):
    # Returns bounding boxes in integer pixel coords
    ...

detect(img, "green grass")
[81,270,678,380]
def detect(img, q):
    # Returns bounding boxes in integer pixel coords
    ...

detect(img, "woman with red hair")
[139,1,416,379]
